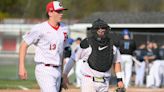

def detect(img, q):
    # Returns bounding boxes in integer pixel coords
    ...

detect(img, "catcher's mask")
[87,19,111,41]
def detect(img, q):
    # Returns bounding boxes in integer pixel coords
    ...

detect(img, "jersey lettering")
[63,32,67,41]
[124,42,130,49]
[49,43,56,50]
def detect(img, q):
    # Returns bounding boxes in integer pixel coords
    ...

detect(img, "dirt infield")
[1,87,164,92]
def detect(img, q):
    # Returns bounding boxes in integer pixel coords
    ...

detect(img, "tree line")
[0,0,164,20]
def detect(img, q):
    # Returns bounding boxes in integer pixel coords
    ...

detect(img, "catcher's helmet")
[114,88,126,92]
[87,18,111,41]
[91,19,110,29]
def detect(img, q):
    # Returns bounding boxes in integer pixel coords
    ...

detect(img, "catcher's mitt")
[114,87,126,92]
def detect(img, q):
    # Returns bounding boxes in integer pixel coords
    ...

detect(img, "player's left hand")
[18,67,27,80]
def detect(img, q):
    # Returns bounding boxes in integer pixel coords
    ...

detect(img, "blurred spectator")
[63,37,74,78]
[133,43,146,87]
[144,41,161,88]
[158,45,164,60]
[152,44,164,87]
[144,42,157,64]
[118,29,136,88]
[67,38,74,45]
[64,38,74,62]
[74,37,82,88]
[158,45,164,86]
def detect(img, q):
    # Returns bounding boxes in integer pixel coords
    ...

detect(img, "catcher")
[63,19,124,92]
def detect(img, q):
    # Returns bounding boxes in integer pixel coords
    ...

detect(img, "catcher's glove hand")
[114,87,126,92]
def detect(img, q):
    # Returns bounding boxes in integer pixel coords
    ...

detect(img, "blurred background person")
[158,44,164,87]
[63,37,75,84]
[133,43,146,87]
[74,37,82,88]
[144,41,161,88]
[64,38,74,65]
[148,42,164,88]
[118,29,136,88]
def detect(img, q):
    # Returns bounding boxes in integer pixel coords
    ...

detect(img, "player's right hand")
[18,67,27,80]
[62,73,69,89]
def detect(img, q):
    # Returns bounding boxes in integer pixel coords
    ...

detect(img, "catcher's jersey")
[23,21,68,65]
[70,38,121,77]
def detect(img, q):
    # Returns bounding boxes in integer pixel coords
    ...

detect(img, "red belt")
[44,64,59,68]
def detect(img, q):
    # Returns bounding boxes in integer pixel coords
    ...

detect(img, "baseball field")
[0,59,164,92]
[1,87,164,92]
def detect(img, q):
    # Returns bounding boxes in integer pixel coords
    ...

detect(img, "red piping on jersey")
[48,22,60,30]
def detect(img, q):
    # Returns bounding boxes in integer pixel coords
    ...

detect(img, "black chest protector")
[80,38,114,72]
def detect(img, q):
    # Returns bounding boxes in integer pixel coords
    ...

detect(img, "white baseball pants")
[81,75,110,92]
[135,61,145,86]
[121,54,133,88]
[75,60,83,87]
[35,64,61,92]
[146,60,161,88]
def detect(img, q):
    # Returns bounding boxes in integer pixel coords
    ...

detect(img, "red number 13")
[49,44,56,50]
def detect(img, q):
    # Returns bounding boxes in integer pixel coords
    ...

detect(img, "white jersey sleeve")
[23,24,42,45]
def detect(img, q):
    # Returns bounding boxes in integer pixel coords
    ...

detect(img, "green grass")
[68,72,76,85]
[0,80,38,89]
[0,64,35,80]
[0,62,77,89]
[0,63,37,89]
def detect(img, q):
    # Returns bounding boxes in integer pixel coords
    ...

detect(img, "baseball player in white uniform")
[133,44,146,87]
[18,1,68,92]
[118,29,136,88]
[74,37,82,87]
[62,19,124,92]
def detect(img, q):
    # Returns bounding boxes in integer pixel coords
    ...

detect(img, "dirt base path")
[1,87,164,92]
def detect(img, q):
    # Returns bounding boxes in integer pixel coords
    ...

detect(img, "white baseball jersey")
[23,21,68,65]
[64,45,121,77]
